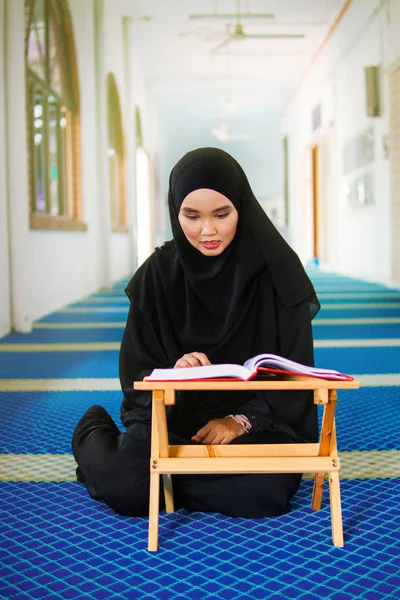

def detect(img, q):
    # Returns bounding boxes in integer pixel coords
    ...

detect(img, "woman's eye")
[216,213,229,219]
[186,215,199,220]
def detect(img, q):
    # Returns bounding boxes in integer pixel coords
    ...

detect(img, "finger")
[191,352,211,366]
[222,432,236,444]
[175,356,198,368]
[174,359,190,368]
[192,424,209,442]
[183,354,203,367]
[201,431,221,445]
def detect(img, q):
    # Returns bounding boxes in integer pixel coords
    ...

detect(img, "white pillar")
[94,0,112,290]
[0,0,12,336]
[122,15,138,273]
[5,0,32,332]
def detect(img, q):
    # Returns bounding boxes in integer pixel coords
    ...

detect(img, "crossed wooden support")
[134,378,360,551]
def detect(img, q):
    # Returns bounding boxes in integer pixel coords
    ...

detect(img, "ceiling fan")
[211,22,305,53]
[183,1,305,53]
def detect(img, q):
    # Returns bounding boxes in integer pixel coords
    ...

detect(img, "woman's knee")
[72,405,120,458]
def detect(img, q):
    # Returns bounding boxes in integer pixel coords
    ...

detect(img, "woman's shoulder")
[154,239,177,260]
[136,240,176,274]
[125,241,177,300]
[143,240,177,273]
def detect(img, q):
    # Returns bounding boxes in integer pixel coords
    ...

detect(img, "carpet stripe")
[33,322,125,329]
[314,318,400,324]
[60,307,128,313]
[0,378,121,391]
[1,451,398,481]
[320,302,400,309]
[1,338,399,351]
[0,343,120,351]
[314,338,400,347]
[317,293,400,299]
[0,374,398,391]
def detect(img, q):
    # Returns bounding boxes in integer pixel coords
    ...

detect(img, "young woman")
[72,147,320,518]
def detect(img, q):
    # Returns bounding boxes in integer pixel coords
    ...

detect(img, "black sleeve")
[119,300,170,428]
[237,299,318,442]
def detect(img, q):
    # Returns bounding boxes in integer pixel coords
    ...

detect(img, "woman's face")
[178,188,239,256]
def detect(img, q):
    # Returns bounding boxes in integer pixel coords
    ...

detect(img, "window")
[25,0,85,230]
[107,73,127,232]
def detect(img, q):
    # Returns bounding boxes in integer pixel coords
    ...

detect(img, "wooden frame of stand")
[134,378,360,551]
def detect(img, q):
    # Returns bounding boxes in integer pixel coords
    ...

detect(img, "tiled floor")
[1,272,399,599]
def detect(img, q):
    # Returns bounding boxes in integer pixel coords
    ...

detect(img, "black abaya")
[72,293,316,517]
[72,406,302,518]
[72,147,320,518]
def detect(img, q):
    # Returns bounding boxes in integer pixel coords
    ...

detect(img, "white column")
[122,15,138,273]
[0,0,12,336]
[94,0,112,290]
[5,0,32,332]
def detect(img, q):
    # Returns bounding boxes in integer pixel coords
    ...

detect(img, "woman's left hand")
[191,418,246,445]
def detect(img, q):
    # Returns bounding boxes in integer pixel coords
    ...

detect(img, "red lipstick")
[201,241,221,250]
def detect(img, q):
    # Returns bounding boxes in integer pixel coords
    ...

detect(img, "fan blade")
[190,13,275,20]
[211,37,233,53]
[179,29,226,41]
[245,33,305,39]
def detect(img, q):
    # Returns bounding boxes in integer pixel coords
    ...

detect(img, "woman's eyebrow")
[212,205,232,213]
[181,207,199,213]
[181,205,232,213]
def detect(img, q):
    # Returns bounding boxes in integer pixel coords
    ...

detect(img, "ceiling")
[121,0,346,124]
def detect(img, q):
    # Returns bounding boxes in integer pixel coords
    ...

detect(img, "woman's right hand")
[174,352,211,368]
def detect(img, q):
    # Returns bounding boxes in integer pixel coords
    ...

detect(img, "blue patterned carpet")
[0,272,399,599]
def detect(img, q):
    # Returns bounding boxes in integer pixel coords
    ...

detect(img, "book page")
[243,353,351,380]
[146,363,251,381]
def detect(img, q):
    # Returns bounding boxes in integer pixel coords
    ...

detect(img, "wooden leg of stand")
[312,390,337,511]
[312,472,325,510]
[162,475,174,513]
[153,392,175,514]
[329,471,344,547]
[148,471,160,552]
[148,391,162,552]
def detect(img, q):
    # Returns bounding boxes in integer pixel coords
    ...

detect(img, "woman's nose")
[201,220,217,235]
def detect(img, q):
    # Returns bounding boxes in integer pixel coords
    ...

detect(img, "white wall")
[129,24,164,253]
[1,0,159,333]
[283,0,400,284]
[0,0,11,336]
[27,0,104,319]
[4,0,31,332]
[103,0,136,279]
[335,16,390,280]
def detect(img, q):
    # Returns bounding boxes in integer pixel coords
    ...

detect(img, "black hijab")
[169,147,319,315]
[127,147,319,350]
[124,147,319,441]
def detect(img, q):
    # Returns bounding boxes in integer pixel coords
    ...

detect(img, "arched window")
[107,73,127,232]
[25,0,85,230]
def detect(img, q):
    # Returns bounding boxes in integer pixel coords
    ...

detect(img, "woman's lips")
[200,241,221,249]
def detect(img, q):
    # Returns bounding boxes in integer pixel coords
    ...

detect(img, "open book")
[145,353,354,382]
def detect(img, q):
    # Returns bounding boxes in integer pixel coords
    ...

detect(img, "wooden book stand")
[134,378,360,551]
